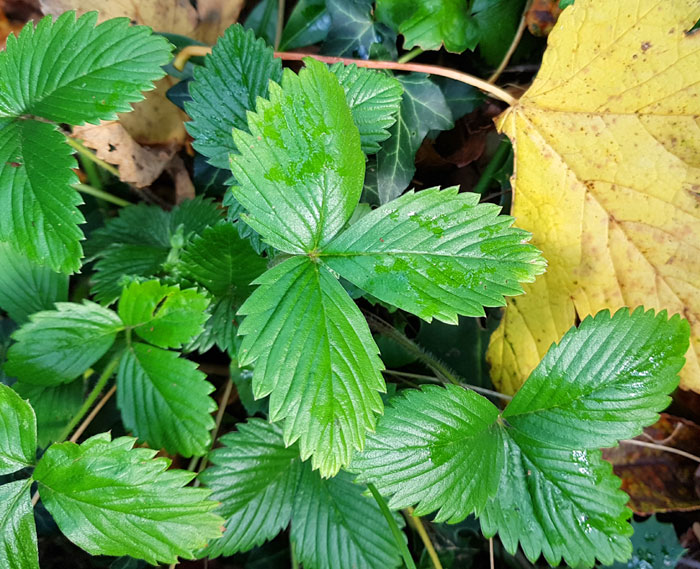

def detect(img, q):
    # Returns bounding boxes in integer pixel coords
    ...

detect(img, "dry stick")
[69,385,117,443]
[619,438,700,463]
[172,46,517,106]
[405,507,443,569]
[489,537,495,569]
[487,0,531,84]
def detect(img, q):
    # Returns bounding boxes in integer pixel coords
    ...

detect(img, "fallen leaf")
[72,122,176,188]
[603,414,700,514]
[525,0,561,37]
[166,154,195,204]
[487,0,700,394]
[194,0,245,44]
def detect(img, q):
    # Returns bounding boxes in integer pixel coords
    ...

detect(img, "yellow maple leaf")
[487,0,700,394]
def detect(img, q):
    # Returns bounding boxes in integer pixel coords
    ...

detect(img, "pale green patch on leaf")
[118,280,210,349]
[0,11,172,124]
[117,343,216,457]
[351,385,505,521]
[375,74,453,204]
[6,301,123,386]
[185,24,282,170]
[323,188,545,323]
[0,384,36,475]
[376,0,474,53]
[0,480,38,569]
[199,420,301,556]
[0,242,68,323]
[238,257,385,477]
[33,434,223,565]
[230,58,364,254]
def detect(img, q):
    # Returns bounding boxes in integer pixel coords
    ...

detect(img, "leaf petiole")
[367,483,417,569]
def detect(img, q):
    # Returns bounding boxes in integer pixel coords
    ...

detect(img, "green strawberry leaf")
[0,242,68,323]
[0,479,38,569]
[0,12,172,124]
[238,257,384,477]
[6,301,123,386]
[331,63,403,155]
[33,433,223,565]
[199,420,302,556]
[185,296,240,355]
[230,58,364,254]
[117,342,216,457]
[0,383,37,475]
[503,308,689,449]
[118,280,210,349]
[185,24,282,170]
[323,187,545,323]
[376,0,475,53]
[351,385,505,521]
[375,74,453,204]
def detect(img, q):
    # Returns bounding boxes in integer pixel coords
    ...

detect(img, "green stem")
[73,183,132,207]
[274,0,285,50]
[55,356,121,444]
[398,47,423,64]
[79,153,103,189]
[65,136,120,177]
[291,540,299,569]
[368,483,417,569]
[472,138,511,196]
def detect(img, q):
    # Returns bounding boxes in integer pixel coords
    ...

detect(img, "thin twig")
[69,385,117,443]
[488,0,531,84]
[274,0,285,50]
[405,507,443,569]
[619,439,700,463]
[385,370,513,401]
[194,378,236,482]
[489,538,495,569]
[173,46,518,105]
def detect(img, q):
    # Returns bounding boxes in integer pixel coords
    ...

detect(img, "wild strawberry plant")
[0,5,693,569]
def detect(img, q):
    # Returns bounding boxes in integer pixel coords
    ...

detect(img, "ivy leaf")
[238,257,385,477]
[118,280,210,349]
[375,74,453,204]
[6,301,123,386]
[13,380,84,448]
[0,480,39,569]
[0,11,172,124]
[0,383,36,475]
[0,118,83,273]
[292,467,404,569]
[230,59,364,254]
[331,63,403,155]
[117,343,216,457]
[87,198,221,304]
[323,0,396,59]
[279,0,331,51]
[33,433,223,565]
[0,242,68,323]
[323,188,545,324]
[375,0,474,53]
[351,385,505,521]
[479,432,632,567]
[185,24,282,170]
[503,308,689,449]
[199,420,301,556]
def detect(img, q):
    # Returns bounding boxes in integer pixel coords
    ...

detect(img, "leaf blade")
[0,480,39,569]
[0,384,37,475]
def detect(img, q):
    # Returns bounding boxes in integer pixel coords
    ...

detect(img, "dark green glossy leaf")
[608,516,685,569]
[0,479,38,569]
[470,0,527,67]
[323,0,396,59]
[244,0,278,46]
[323,188,545,323]
[230,59,364,254]
[279,0,331,51]
[6,301,122,385]
[0,383,36,475]
[34,433,223,565]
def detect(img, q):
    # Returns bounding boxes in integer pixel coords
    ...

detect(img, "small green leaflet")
[323,188,545,323]
[200,420,403,569]
[185,24,282,170]
[0,12,171,273]
[33,433,223,565]
[118,281,210,349]
[0,384,36,475]
[0,480,38,569]
[351,308,690,567]
[331,63,403,155]
[230,59,364,254]
[238,257,385,477]
[6,301,123,386]
[117,343,216,457]
[375,74,453,204]
[375,0,475,53]
[0,242,68,323]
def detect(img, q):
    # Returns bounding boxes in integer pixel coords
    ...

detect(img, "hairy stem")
[405,507,443,569]
[472,137,511,196]
[172,47,518,105]
[367,483,416,569]
[73,183,132,207]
